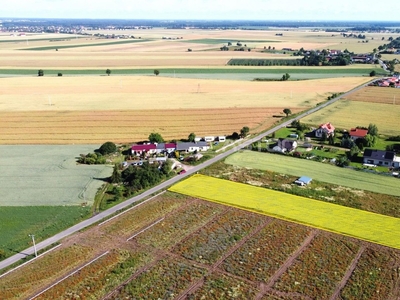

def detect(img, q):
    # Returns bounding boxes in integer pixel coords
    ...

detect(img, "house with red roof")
[315,122,335,138]
[131,144,157,156]
[349,128,368,140]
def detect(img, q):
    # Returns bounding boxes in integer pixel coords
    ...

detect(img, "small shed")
[294,176,312,186]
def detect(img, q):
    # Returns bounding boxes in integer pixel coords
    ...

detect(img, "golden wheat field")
[0,76,370,144]
[0,28,390,69]
[301,99,400,136]
[344,86,400,105]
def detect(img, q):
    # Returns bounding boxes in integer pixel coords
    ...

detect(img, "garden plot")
[0,145,112,206]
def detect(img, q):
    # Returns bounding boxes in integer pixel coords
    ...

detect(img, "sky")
[1,0,400,21]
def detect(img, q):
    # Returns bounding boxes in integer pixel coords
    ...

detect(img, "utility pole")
[29,234,37,257]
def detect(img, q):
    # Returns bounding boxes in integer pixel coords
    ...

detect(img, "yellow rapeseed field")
[169,175,400,250]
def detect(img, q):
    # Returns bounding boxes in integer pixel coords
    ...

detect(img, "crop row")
[0,245,92,299]
[104,192,186,237]
[273,233,360,299]
[111,256,206,299]
[340,247,400,300]
[221,220,311,282]
[136,200,225,249]
[187,273,258,300]
[173,209,265,265]
[35,247,154,299]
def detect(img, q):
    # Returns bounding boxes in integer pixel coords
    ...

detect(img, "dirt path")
[255,229,319,299]
[329,245,366,300]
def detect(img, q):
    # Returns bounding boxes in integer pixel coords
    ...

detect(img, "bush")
[57,73,63,76]
[98,141,117,155]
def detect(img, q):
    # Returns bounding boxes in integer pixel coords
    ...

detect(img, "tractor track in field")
[255,229,319,299]
[329,244,366,300]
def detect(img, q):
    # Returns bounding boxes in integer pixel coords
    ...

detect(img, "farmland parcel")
[2,192,399,299]
[0,76,370,144]
[0,145,112,206]
[224,151,400,196]
[169,174,400,249]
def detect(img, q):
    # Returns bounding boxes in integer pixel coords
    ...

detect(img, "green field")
[0,206,90,260]
[0,66,384,80]
[0,145,112,206]
[169,175,400,249]
[225,151,400,196]
[20,39,148,51]
[185,39,280,44]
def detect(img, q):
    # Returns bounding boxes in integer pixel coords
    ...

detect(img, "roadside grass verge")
[185,38,280,44]
[169,175,400,250]
[0,206,90,261]
[224,150,400,196]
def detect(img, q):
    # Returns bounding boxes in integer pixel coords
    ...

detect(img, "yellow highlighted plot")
[169,175,400,250]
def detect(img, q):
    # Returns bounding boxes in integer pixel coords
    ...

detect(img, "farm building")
[294,176,312,186]
[363,149,400,168]
[315,122,335,138]
[177,142,210,153]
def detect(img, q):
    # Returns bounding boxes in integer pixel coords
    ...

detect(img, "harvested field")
[301,99,400,136]
[0,108,292,144]
[1,192,400,299]
[343,85,400,105]
[0,76,370,144]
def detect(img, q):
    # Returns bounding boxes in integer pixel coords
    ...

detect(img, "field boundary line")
[257,229,318,299]
[329,245,366,300]
[98,191,165,226]
[29,250,110,300]
[176,218,272,300]
[0,244,62,280]
[126,217,165,241]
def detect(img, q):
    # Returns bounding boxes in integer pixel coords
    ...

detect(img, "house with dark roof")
[315,122,335,138]
[155,143,176,154]
[363,149,400,167]
[349,128,368,140]
[273,138,298,153]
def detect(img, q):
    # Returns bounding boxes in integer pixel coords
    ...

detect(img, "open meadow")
[224,151,400,196]
[1,191,399,299]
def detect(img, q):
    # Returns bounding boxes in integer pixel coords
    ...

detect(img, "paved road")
[0,79,373,272]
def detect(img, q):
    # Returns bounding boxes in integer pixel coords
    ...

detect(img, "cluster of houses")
[130,136,226,157]
[272,122,400,168]
[371,76,400,88]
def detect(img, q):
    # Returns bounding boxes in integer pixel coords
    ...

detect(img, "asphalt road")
[0,79,373,272]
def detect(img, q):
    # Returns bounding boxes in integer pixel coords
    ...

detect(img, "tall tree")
[98,141,117,155]
[368,124,378,136]
[38,69,44,76]
[148,132,164,143]
[110,164,122,183]
[154,69,160,76]
[240,126,250,138]
[106,69,111,76]
[188,132,196,142]
[283,108,292,117]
